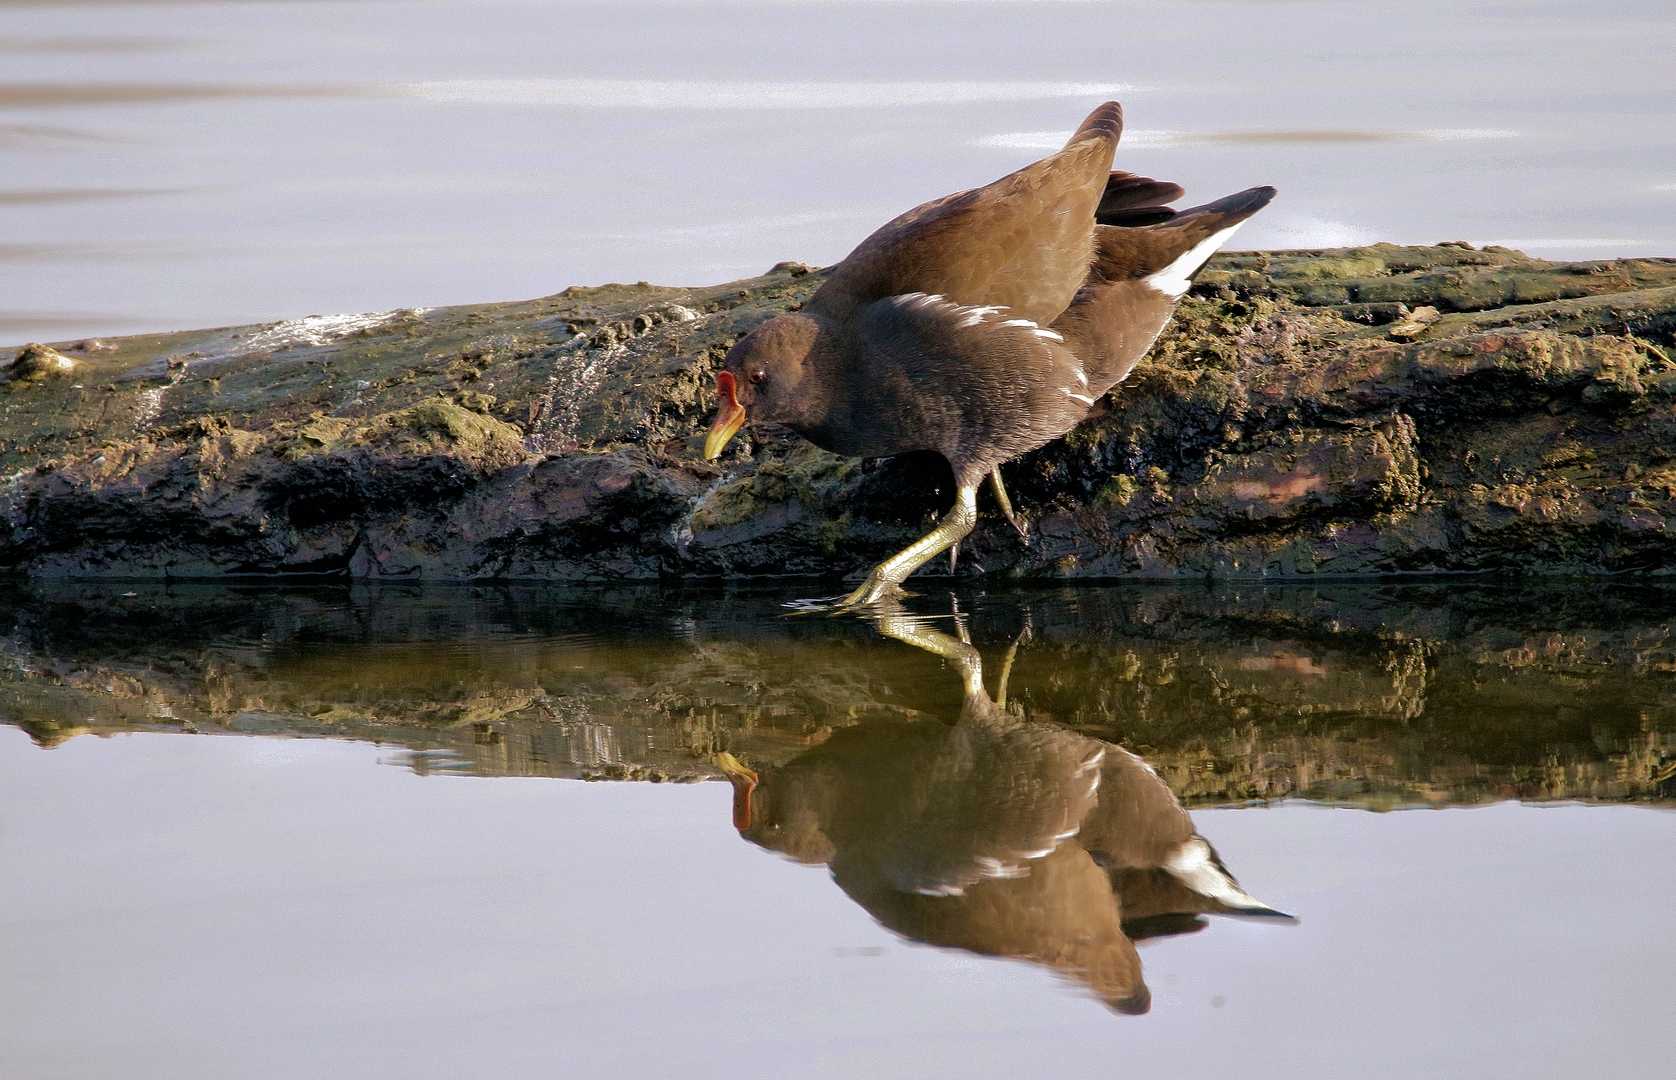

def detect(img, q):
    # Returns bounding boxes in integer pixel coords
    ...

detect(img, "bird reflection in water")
[715,601,1294,1014]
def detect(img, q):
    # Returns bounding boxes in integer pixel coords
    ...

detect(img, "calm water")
[3,0,1675,344]
[1,582,1673,1078]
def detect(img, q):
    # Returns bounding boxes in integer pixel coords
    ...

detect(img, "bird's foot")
[789,486,976,615]
[835,571,908,611]
[781,594,849,615]
[783,572,907,615]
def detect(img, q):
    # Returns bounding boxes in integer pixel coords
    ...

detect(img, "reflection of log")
[724,609,1288,1015]
[0,585,1672,810]
[2,246,1674,580]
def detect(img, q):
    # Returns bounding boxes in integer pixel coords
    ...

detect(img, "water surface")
[1,582,1673,1077]
[2,0,1673,343]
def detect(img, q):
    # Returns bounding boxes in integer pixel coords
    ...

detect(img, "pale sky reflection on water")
[0,0,1672,343]
[1,726,1672,1080]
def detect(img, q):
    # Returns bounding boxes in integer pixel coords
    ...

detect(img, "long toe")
[782,578,909,615]
[835,572,909,613]
[782,594,855,615]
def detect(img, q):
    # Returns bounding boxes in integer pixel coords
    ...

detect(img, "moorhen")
[704,101,1275,608]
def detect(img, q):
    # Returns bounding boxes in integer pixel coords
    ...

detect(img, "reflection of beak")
[704,370,747,460]
[715,751,759,830]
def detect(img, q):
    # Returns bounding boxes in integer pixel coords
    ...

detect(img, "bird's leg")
[835,484,979,610]
[952,468,1025,572]
[989,468,1028,542]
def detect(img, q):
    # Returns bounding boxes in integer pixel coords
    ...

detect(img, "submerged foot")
[783,572,907,615]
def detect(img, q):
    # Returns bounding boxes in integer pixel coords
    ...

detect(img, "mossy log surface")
[4,244,1676,582]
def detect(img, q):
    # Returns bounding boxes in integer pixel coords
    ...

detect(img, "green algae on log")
[2,246,1674,581]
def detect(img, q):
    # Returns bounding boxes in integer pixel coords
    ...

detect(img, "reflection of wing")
[1076,746,1196,866]
[1081,746,1292,920]
[750,714,1105,898]
[810,102,1122,326]
[870,717,1105,897]
[838,842,1151,1015]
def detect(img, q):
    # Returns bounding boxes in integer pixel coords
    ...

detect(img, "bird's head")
[714,751,835,864]
[704,314,826,459]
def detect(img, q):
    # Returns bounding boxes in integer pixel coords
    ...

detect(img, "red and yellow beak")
[715,751,759,830]
[704,370,747,460]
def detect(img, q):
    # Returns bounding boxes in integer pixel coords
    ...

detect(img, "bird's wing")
[809,102,1123,326]
[1086,185,1277,289]
[849,292,1099,480]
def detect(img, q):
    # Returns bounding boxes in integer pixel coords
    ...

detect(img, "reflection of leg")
[872,599,985,699]
[989,468,1028,540]
[951,596,971,645]
[995,611,1032,708]
[838,485,978,610]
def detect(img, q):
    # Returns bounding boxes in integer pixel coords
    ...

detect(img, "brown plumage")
[704,101,1275,608]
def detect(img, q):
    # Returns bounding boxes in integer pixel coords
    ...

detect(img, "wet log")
[2,245,1675,581]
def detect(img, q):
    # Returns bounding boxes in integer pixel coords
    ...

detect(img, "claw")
[782,594,852,615]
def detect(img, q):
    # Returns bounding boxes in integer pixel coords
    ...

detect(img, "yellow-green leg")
[835,484,979,610]
[989,468,1028,539]
[950,469,1027,575]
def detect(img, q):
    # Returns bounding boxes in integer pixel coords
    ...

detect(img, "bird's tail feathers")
[1095,171,1185,228]
[1091,185,1276,296]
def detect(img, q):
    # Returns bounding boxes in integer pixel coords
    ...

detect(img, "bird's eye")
[750,370,768,384]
